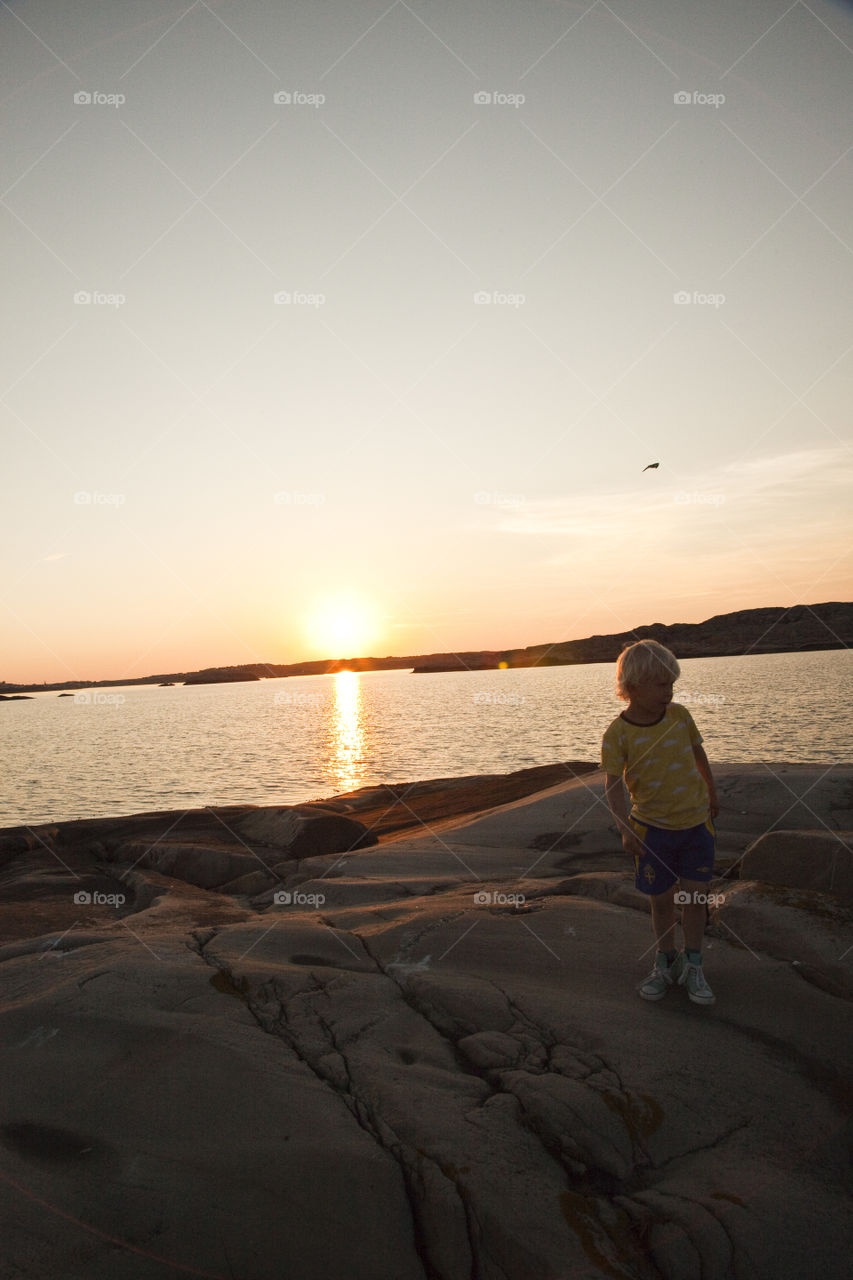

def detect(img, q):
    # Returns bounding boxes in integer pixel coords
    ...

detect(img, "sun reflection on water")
[330,670,366,793]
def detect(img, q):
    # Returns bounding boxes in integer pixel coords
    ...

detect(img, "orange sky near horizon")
[6,568,850,686]
[3,1,852,685]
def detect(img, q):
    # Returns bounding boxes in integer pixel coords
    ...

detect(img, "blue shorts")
[628,817,716,896]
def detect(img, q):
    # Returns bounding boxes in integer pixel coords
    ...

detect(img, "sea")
[1,649,850,828]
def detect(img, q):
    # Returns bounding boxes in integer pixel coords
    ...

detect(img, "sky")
[2,0,852,683]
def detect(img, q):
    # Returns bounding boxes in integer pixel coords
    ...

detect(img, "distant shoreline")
[1,644,847,698]
[2,601,849,694]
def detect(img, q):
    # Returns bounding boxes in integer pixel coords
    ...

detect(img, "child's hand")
[709,795,720,819]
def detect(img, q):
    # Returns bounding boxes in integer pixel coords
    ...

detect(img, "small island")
[182,669,260,686]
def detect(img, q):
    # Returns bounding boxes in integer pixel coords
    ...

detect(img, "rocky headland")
[0,762,851,1279]
[411,601,853,672]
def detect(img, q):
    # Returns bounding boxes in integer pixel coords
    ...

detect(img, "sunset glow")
[329,669,366,794]
[303,596,380,659]
[2,0,851,687]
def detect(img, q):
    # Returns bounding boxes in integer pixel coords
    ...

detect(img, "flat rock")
[234,805,376,856]
[105,839,270,890]
[0,764,850,1278]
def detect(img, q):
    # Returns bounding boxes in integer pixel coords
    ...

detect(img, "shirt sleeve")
[601,719,625,775]
[677,703,703,746]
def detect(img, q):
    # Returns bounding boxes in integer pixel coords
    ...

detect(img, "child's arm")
[604,773,644,857]
[692,745,719,818]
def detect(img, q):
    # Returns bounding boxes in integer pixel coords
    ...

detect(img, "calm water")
[1,650,850,827]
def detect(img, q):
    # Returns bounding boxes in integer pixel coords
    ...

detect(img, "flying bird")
[642,462,660,471]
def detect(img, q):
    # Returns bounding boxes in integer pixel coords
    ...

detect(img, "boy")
[601,640,719,1005]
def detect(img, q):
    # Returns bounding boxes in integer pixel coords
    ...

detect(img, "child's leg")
[649,888,676,953]
[678,878,707,952]
[675,820,716,955]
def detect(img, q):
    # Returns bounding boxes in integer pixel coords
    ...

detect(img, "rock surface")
[0,763,850,1279]
[741,829,853,905]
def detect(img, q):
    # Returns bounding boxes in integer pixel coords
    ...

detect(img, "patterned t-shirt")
[601,701,709,829]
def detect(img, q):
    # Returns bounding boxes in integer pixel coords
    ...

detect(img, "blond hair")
[615,640,680,702]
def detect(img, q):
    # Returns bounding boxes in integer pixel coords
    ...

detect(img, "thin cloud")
[485,445,853,538]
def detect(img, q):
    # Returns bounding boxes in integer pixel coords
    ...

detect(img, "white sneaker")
[638,953,679,1001]
[678,959,716,1006]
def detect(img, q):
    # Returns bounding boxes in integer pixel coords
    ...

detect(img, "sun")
[303,594,378,657]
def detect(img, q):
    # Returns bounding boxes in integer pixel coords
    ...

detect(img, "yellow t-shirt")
[601,701,709,829]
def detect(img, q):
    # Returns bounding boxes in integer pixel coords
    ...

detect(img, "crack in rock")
[188,930,466,1279]
[194,927,657,1277]
[184,917,849,1280]
[353,931,668,1278]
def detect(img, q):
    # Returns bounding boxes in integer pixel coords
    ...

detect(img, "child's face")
[626,674,674,717]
